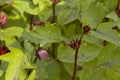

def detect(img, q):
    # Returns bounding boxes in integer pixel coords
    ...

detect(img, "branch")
[30,15,34,31]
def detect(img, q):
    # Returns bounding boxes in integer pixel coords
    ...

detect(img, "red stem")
[72,48,79,80]
[52,2,56,23]
[72,32,84,80]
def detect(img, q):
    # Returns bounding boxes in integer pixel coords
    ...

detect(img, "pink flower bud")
[0,16,7,28]
[52,0,60,4]
[33,21,45,26]
[38,49,49,60]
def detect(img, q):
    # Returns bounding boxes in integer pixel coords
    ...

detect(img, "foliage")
[0,0,120,80]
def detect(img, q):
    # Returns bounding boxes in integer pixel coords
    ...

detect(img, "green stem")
[30,15,34,31]
[52,43,57,59]
[33,56,38,63]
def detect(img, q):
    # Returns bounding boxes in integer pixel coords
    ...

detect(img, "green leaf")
[2,27,23,46]
[19,70,27,80]
[61,20,82,43]
[31,23,62,46]
[106,12,119,21]
[64,0,91,11]
[62,62,74,76]
[106,68,120,80]
[116,20,120,29]
[38,0,52,21]
[59,62,72,80]
[13,0,38,15]
[0,61,8,78]
[82,3,105,28]
[78,42,103,62]
[83,33,103,46]
[26,70,36,80]
[22,31,41,44]
[91,22,120,46]
[36,61,48,80]
[57,7,79,25]
[4,26,23,37]
[0,47,24,80]
[57,44,74,63]
[82,0,117,29]
[46,61,60,80]
[23,40,33,52]
[98,43,120,66]
[78,67,108,80]
[57,42,103,64]
[32,0,39,5]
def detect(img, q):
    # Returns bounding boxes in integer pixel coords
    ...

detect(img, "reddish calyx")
[33,21,45,26]
[0,45,10,55]
[52,0,60,4]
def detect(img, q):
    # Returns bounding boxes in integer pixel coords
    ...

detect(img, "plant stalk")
[30,15,34,31]
[72,32,84,80]
[51,2,57,59]
[33,56,38,63]
[52,2,56,23]
[72,48,79,80]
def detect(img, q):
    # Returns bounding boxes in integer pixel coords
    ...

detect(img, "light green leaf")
[38,0,52,21]
[78,67,108,80]
[19,70,27,80]
[83,33,103,46]
[22,31,41,44]
[4,27,23,37]
[57,8,79,25]
[23,40,33,52]
[13,0,38,15]
[57,42,103,64]
[106,69,120,80]
[32,0,39,5]
[116,20,120,29]
[0,70,3,77]
[78,42,103,62]
[0,47,24,80]
[98,43,120,66]
[2,27,23,46]
[65,0,91,10]
[82,2,106,28]
[57,44,74,63]
[91,22,120,46]
[82,0,117,29]
[26,70,36,80]
[3,37,16,47]
[31,23,62,46]
[106,12,119,21]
